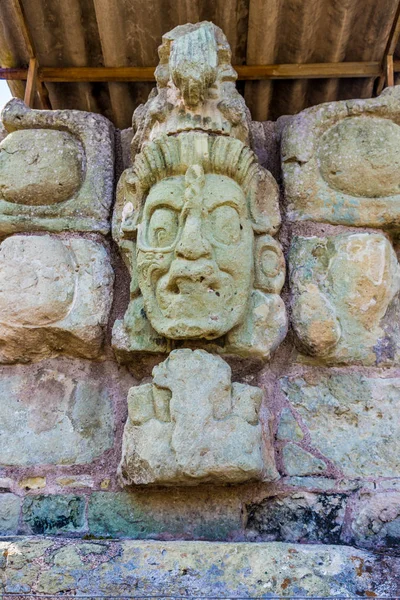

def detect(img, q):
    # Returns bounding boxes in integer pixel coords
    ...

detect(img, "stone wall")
[1,112,400,554]
[1,28,400,596]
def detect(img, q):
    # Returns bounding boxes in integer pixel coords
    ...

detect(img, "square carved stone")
[0,234,114,362]
[289,232,400,365]
[0,99,114,234]
[282,86,400,228]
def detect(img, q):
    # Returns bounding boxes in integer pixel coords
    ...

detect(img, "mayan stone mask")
[112,22,287,366]
[113,132,286,363]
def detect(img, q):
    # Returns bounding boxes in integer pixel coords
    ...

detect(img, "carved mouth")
[168,275,221,296]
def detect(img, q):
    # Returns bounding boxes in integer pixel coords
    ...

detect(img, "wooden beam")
[234,62,382,80]
[39,66,156,82]
[0,62,386,83]
[10,0,51,109]
[23,57,38,106]
[377,0,400,93]
[3,59,400,85]
[36,80,52,110]
[387,54,395,87]
[11,0,35,59]
[0,68,28,80]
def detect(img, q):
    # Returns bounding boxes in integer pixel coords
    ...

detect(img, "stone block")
[289,233,400,365]
[0,494,21,535]
[0,99,114,234]
[22,495,85,535]
[87,490,242,539]
[119,349,278,485]
[0,359,114,466]
[276,407,304,441]
[282,443,327,476]
[0,234,114,363]
[246,492,347,543]
[1,538,399,596]
[350,492,400,550]
[280,374,400,478]
[282,86,400,229]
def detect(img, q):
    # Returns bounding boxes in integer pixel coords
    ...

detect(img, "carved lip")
[164,260,221,295]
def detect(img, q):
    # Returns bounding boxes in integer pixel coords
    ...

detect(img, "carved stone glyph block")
[282,86,400,228]
[131,21,252,154]
[289,233,400,365]
[0,235,114,363]
[112,133,287,363]
[0,359,114,466]
[0,99,114,234]
[280,374,400,478]
[119,349,278,485]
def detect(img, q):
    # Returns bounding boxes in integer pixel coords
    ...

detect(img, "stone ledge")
[1,538,399,596]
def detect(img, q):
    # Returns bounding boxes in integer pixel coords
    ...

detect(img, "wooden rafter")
[10,0,51,108]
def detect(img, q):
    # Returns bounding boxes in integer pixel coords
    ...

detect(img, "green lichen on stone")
[87,490,242,539]
[22,495,85,535]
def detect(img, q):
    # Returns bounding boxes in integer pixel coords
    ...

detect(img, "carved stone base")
[118,349,278,485]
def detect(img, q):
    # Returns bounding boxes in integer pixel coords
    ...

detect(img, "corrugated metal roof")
[0,0,399,128]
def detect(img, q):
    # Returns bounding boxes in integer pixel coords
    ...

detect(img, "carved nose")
[175,215,212,260]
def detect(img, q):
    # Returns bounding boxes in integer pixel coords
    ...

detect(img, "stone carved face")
[136,167,253,339]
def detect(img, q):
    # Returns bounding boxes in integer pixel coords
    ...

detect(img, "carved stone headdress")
[113,132,280,244]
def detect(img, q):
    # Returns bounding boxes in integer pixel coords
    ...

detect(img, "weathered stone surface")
[282,443,327,476]
[280,374,400,477]
[56,476,94,489]
[1,538,399,596]
[22,495,85,535]
[0,494,20,535]
[119,349,277,485]
[246,492,347,544]
[276,407,304,441]
[289,233,400,365]
[88,490,242,539]
[0,129,82,205]
[350,492,400,549]
[0,99,114,234]
[113,132,286,362]
[131,22,251,153]
[0,359,114,466]
[282,86,400,228]
[0,235,114,362]
[19,477,46,491]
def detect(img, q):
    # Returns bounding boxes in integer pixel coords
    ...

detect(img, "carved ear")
[254,235,286,294]
[249,166,281,235]
[112,169,143,243]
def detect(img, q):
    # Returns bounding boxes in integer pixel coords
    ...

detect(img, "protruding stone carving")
[0,235,114,363]
[289,233,400,365]
[113,132,287,363]
[131,21,251,153]
[0,99,114,235]
[119,349,278,485]
[281,86,400,228]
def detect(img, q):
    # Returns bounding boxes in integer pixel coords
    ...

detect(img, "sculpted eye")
[147,207,179,248]
[210,205,241,245]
